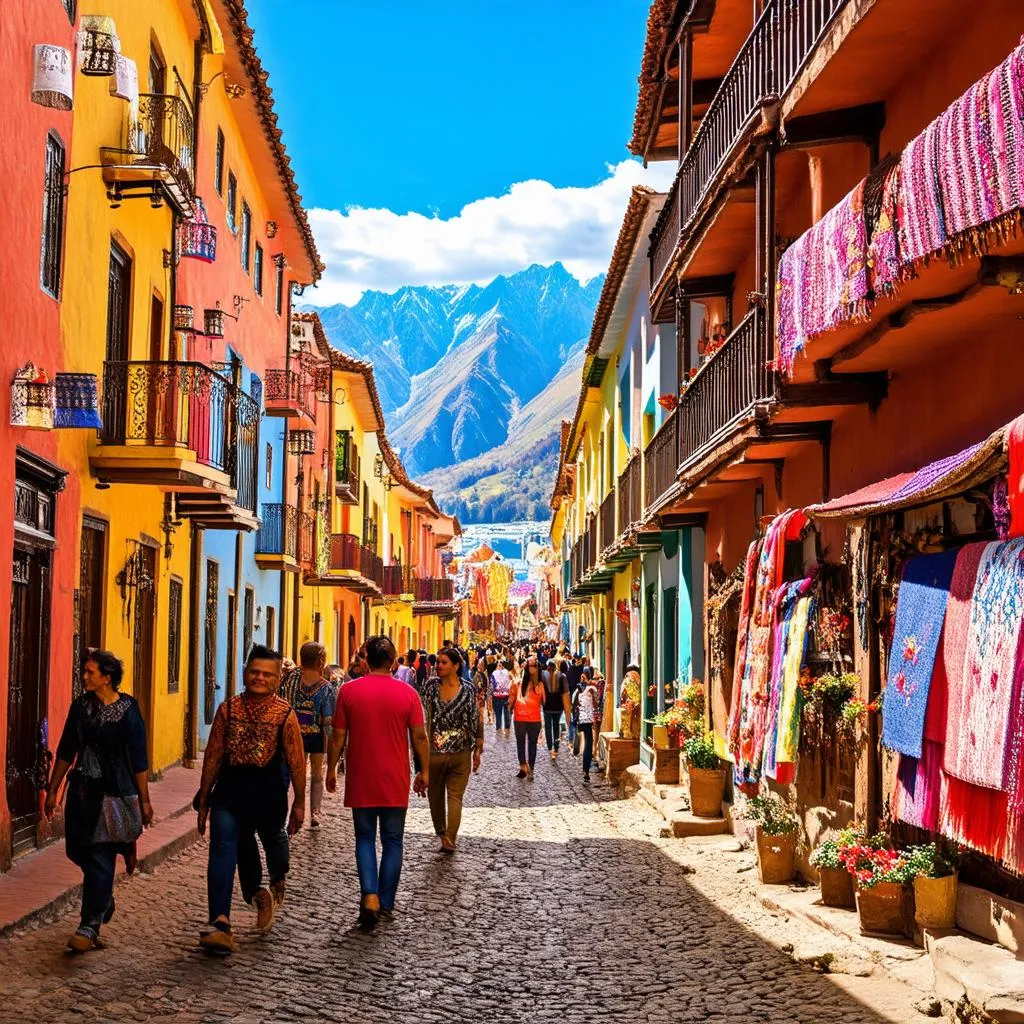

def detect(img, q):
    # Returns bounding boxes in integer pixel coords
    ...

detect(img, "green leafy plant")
[813,672,858,711]
[739,794,798,837]
[838,835,914,889]
[682,733,721,771]
[809,825,866,870]
[903,842,959,879]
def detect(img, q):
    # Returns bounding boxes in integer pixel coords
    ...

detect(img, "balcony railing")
[298,510,316,568]
[644,409,679,511]
[329,533,383,588]
[414,576,454,603]
[232,389,259,514]
[599,489,616,552]
[265,368,316,421]
[586,515,598,572]
[102,93,195,215]
[649,0,849,293]
[383,563,418,596]
[256,503,299,560]
[678,306,775,466]
[618,455,642,533]
[570,536,583,588]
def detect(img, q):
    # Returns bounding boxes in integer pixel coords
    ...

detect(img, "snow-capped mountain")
[308,263,603,501]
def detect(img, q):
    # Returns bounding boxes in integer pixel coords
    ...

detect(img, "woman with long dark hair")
[421,648,483,852]
[509,655,544,780]
[44,651,152,953]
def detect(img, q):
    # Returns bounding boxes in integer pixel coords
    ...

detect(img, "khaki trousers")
[427,751,472,843]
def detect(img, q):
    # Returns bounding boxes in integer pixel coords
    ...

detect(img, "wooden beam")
[778,371,888,411]
[692,77,723,106]
[781,103,886,151]
[679,274,735,299]
[659,512,708,530]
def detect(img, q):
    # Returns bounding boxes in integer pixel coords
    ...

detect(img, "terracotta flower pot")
[755,827,796,884]
[856,881,906,935]
[914,873,958,930]
[688,765,727,818]
[818,866,855,909]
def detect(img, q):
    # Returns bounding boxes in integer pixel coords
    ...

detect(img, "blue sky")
[246,1,674,304]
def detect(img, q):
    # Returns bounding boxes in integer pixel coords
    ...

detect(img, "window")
[226,171,237,230]
[214,128,224,195]
[203,560,218,724]
[148,43,166,94]
[240,201,251,272]
[226,591,237,698]
[40,133,66,298]
[62,0,76,23]
[266,606,276,650]
[167,577,183,694]
[243,587,255,661]
[254,242,264,295]
[265,443,273,490]
[274,258,284,315]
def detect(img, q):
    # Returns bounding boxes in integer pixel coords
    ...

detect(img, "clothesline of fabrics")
[777,37,1024,377]
[450,547,515,617]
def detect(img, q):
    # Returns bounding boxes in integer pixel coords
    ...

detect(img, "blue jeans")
[207,803,289,923]
[67,841,117,931]
[492,696,510,729]
[544,711,563,751]
[352,807,407,911]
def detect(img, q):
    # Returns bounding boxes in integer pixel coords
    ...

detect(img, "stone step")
[669,811,728,838]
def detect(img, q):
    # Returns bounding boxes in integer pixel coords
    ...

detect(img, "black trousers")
[514,720,542,768]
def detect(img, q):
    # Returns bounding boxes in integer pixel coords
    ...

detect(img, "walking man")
[196,645,305,954]
[326,635,429,930]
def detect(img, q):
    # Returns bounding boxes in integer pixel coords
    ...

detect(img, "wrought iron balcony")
[644,409,679,513]
[383,563,417,597]
[256,503,298,562]
[678,306,776,468]
[94,360,259,520]
[265,367,316,421]
[298,510,316,569]
[413,576,454,611]
[334,431,360,504]
[649,0,849,297]
[324,533,383,593]
[101,93,196,216]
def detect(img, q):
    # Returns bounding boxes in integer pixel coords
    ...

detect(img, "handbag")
[93,793,143,844]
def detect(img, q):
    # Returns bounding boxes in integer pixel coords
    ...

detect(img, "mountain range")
[309,263,602,522]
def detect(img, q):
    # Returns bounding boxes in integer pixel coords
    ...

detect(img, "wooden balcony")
[91,360,259,530]
[265,368,315,421]
[412,576,455,615]
[644,409,680,513]
[304,533,382,595]
[617,455,642,535]
[101,93,196,217]
[334,432,360,504]
[382,563,417,599]
[649,0,850,306]
[599,489,616,553]
[678,306,776,470]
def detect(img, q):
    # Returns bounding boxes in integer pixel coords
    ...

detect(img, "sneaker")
[310,811,321,828]
[199,919,234,955]
[253,888,275,933]
[270,880,286,908]
[583,772,591,784]
[358,894,380,932]
[66,926,101,954]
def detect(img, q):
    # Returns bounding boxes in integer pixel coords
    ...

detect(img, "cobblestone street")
[3,735,924,1024]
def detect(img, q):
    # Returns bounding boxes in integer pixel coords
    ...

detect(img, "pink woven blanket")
[776,181,869,377]
[944,539,1024,790]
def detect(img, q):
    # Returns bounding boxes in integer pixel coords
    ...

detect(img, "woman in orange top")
[510,655,544,780]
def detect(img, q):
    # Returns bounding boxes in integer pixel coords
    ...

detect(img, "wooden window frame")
[214,128,225,196]
[240,201,251,272]
[40,132,66,299]
[226,172,237,232]
[254,242,263,295]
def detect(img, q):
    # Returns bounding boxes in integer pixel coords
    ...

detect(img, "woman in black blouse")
[421,648,483,852]
[44,651,152,953]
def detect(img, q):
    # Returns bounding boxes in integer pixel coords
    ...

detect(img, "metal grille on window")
[204,560,218,724]
[41,134,66,297]
[168,577,182,694]
[288,429,315,456]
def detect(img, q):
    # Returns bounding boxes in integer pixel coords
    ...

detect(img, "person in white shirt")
[490,661,512,733]
[573,674,601,783]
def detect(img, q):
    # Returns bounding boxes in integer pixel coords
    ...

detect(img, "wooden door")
[131,543,157,752]
[77,517,107,698]
[6,544,52,856]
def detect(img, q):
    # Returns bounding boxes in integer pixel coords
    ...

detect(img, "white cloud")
[304,159,677,306]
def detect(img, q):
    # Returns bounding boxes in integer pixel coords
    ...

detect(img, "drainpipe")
[185,522,203,764]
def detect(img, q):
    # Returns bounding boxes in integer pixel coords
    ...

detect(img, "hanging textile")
[865,159,906,296]
[775,180,870,377]
[898,39,1024,268]
[726,540,762,757]
[109,54,138,104]
[54,373,103,428]
[944,539,1024,790]
[1009,414,1024,538]
[773,587,814,778]
[880,549,958,758]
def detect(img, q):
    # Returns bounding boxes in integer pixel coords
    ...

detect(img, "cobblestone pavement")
[3,732,925,1024]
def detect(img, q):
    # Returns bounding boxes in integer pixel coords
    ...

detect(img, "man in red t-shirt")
[326,635,429,930]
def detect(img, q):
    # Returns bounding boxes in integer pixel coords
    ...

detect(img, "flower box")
[756,827,796,884]
[687,765,727,818]
[818,866,855,909]
[856,882,906,936]
[913,873,957,930]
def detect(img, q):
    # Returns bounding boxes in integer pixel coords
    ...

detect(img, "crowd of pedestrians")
[43,635,605,954]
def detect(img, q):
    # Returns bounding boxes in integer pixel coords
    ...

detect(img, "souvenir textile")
[895,740,943,832]
[865,158,907,295]
[898,39,1024,268]
[776,180,869,377]
[54,373,103,428]
[726,539,761,755]
[944,539,1024,791]
[880,549,958,758]
[1009,413,1024,538]
[773,586,814,777]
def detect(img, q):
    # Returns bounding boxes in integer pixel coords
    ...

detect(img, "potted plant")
[839,839,913,936]
[683,733,726,817]
[906,843,959,930]
[808,826,861,908]
[740,795,799,884]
